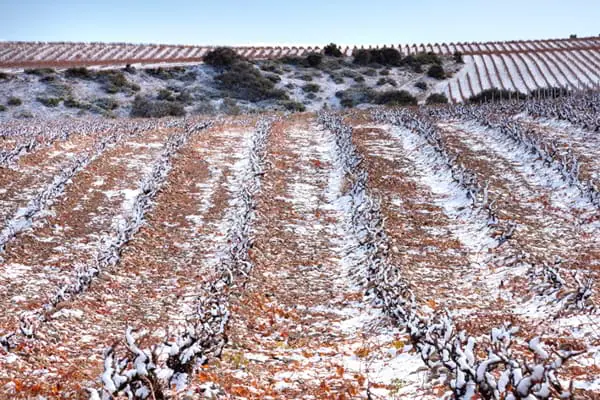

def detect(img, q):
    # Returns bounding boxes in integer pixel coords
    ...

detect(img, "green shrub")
[7,97,22,106]
[95,97,120,110]
[37,97,62,107]
[414,81,427,90]
[25,68,55,76]
[203,47,243,68]
[323,43,343,57]
[124,64,136,74]
[363,68,377,77]
[40,75,56,83]
[353,49,371,65]
[65,67,93,79]
[353,48,402,66]
[379,69,390,76]
[377,77,397,86]
[426,93,449,105]
[414,52,442,65]
[302,83,320,93]
[0,105,6,112]
[279,56,306,66]
[375,90,417,106]
[329,73,344,84]
[144,67,174,80]
[335,86,376,107]
[0,72,10,80]
[354,75,365,83]
[453,52,464,64]
[260,63,283,74]
[130,95,186,118]
[295,73,313,81]
[264,73,281,83]
[427,64,445,80]
[469,89,527,103]
[306,52,323,67]
[63,97,88,109]
[215,61,288,102]
[282,100,306,112]
[157,89,175,101]
[219,98,241,115]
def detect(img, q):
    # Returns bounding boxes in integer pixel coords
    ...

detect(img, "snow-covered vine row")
[373,108,516,246]
[0,121,211,348]
[319,112,581,400]
[428,105,596,314]
[90,118,273,400]
[524,91,600,132]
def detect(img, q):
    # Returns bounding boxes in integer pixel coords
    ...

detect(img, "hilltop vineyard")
[0,90,599,398]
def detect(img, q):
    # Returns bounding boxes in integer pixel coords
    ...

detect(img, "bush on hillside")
[215,61,288,102]
[414,81,427,90]
[24,68,55,76]
[130,95,186,118]
[323,43,343,58]
[203,47,243,68]
[37,97,62,107]
[7,97,22,106]
[306,52,323,67]
[468,88,526,103]
[282,100,306,112]
[65,67,93,79]
[453,51,464,64]
[302,83,320,93]
[353,48,402,66]
[0,105,6,112]
[0,72,10,80]
[427,64,446,80]
[426,93,449,104]
[375,90,417,106]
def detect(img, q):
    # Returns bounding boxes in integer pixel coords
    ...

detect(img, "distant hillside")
[1,36,600,102]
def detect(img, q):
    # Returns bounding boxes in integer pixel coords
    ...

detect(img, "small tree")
[353,49,371,65]
[203,47,242,68]
[427,64,445,80]
[426,93,449,105]
[453,51,464,64]
[323,43,343,57]
[306,52,323,67]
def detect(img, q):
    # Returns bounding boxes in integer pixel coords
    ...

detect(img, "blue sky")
[1,0,598,45]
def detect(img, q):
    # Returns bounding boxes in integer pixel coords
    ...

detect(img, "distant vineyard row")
[1,36,600,102]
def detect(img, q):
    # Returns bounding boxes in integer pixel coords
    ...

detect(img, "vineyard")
[0,90,598,399]
[1,36,600,102]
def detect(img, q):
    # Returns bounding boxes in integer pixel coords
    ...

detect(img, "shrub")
[0,72,10,80]
[95,98,119,110]
[203,47,242,68]
[323,43,343,57]
[302,83,320,93]
[63,97,89,109]
[453,51,464,64]
[295,73,314,81]
[37,97,62,107]
[96,70,139,94]
[157,88,175,101]
[363,68,377,77]
[377,77,397,87]
[124,64,136,74]
[219,97,241,115]
[264,73,281,83]
[0,105,6,112]
[335,86,376,107]
[380,69,390,76]
[427,64,445,80]
[353,49,371,65]
[7,97,22,106]
[145,67,176,80]
[24,68,55,76]
[306,52,323,68]
[353,48,402,66]
[375,90,417,106]
[354,75,365,83]
[469,89,527,103]
[426,93,449,105]
[414,52,441,65]
[260,63,283,74]
[40,75,56,82]
[215,61,288,102]
[65,67,93,79]
[329,73,344,84]
[130,95,186,118]
[415,81,427,90]
[282,100,306,112]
